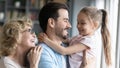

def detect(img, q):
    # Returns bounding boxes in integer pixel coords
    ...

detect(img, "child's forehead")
[77,13,90,20]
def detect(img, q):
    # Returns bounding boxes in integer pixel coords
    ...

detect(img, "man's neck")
[46,32,62,45]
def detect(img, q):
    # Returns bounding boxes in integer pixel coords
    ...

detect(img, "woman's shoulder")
[0,57,22,68]
[0,57,6,68]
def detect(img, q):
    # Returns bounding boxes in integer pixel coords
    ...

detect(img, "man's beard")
[58,33,69,42]
[55,28,69,41]
[62,33,69,40]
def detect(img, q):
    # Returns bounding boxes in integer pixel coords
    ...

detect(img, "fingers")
[39,33,48,38]
[27,46,42,61]
[27,46,42,67]
[34,46,42,54]
[38,32,48,42]
[38,33,45,42]
[31,46,42,54]
[27,46,42,57]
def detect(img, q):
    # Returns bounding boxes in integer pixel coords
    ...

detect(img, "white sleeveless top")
[0,57,26,68]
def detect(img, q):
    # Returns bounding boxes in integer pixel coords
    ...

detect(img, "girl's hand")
[38,33,48,43]
[27,46,42,68]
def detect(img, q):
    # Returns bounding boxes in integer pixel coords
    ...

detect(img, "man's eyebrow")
[64,18,69,20]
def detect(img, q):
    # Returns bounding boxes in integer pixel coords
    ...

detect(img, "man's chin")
[62,34,69,40]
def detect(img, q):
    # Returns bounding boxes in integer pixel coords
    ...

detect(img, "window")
[95,0,119,68]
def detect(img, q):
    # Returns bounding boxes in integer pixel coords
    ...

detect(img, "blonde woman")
[0,17,42,68]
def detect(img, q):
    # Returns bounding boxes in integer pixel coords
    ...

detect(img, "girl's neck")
[81,32,95,37]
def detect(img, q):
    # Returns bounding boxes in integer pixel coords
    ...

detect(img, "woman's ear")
[48,18,55,28]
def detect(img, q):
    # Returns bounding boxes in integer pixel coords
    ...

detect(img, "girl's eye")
[77,21,80,24]
[78,22,86,25]
[81,22,86,25]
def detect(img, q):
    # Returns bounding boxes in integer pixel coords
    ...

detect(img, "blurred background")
[0,0,120,68]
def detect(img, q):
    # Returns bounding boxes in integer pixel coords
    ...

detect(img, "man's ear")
[48,18,55,28]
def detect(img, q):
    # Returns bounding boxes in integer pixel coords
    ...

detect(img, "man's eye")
[64,20,67,22]
[64,20,69,23]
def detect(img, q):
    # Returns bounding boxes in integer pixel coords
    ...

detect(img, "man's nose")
[67,21,72,29]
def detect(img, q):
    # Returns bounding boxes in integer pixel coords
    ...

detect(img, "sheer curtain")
[116,0,120,68]
[95,0,119,68]
[105,0,119,68]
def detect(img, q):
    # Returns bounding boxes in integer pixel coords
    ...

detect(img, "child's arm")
[38,33,89,55]
[45,39,88,55]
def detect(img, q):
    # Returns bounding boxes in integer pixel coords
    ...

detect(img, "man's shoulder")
[37,43,56,57]
[38,43,53,51]
[37,43,64,59]
[38,43,60,68]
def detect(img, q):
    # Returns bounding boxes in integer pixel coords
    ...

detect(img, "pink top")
[69,34,98,68]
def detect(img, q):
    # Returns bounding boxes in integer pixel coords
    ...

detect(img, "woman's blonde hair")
[0,17,33,57]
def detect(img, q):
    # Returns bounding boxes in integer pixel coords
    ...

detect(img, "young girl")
[39,6,111,68]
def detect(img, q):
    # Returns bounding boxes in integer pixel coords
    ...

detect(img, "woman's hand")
[27,46,42,68]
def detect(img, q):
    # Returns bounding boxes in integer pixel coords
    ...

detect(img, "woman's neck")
[8,49,27,67]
